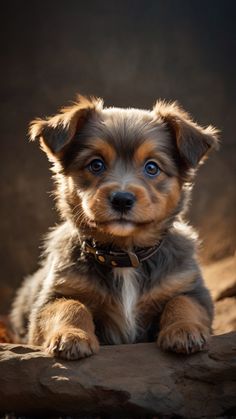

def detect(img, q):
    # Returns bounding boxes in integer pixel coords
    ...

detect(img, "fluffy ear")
[29,95,103,155]
[153,100,219,169]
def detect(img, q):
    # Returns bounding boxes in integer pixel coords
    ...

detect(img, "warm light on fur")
[10,94,219,359]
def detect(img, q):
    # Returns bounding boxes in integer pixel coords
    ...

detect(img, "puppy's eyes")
[144,161,161,177]
[87,158,106,175]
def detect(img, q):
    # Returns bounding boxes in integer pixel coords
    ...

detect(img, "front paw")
[157,321,210,354]
[44,328,99,360]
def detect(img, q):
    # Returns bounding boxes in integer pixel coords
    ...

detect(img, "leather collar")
[81,240,162,268]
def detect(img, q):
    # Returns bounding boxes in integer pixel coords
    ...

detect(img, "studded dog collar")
[81,240,162,268]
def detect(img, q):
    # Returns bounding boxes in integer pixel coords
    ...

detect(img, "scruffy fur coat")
[11,96,218,359]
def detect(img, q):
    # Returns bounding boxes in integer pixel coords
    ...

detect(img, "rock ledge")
[0,333,236,418]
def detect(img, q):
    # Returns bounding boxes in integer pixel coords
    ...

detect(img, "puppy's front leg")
[157,295,211,354]
[29,299,99,360]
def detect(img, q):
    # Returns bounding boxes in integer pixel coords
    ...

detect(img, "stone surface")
[0,333,236,418]
[204,255,236,334]
[213,298,236,335]
[204,255,236,302]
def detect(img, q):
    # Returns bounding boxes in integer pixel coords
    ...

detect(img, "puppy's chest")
[112,268,140,342]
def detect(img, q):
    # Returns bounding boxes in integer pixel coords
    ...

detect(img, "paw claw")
[158,322,210,355]
[44,328,99,360]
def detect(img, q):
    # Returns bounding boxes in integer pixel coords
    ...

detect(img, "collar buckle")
[127,251,140,268]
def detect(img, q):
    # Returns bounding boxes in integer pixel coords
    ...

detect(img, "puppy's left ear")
[153,100,219,169]
[29,95,103,156]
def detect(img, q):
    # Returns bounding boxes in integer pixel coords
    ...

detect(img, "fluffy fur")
[10,94,219,359]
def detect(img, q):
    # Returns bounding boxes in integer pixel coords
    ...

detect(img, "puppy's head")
[30,95,218,247]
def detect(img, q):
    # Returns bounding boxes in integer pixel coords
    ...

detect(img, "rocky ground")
[203,254,236,335]
[0,333,236,418]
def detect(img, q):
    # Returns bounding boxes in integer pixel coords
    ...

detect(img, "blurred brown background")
[1,0,236,314]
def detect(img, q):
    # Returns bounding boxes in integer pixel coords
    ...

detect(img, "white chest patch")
[113,268,139,342]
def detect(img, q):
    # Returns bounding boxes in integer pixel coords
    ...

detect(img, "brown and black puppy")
[10,95,218,360]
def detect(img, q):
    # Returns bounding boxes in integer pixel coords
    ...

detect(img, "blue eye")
[144,161,161,177]
[88,158,106,174]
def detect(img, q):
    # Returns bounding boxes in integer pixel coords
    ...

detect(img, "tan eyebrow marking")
[134,139,178,176]
[134,140,159,164]
[74,138,116,166]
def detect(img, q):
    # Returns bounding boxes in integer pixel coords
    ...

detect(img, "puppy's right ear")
[29,95,103,156]
[153,100,219,170]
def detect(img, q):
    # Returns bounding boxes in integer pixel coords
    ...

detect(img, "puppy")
[10,95,218,360]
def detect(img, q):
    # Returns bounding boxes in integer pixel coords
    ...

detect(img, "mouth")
[91,218,153,227]
[87,218,154,236]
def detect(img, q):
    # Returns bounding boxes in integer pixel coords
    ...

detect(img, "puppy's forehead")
[81,107,171,156]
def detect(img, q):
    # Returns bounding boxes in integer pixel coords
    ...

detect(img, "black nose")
[109,191,136,213]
